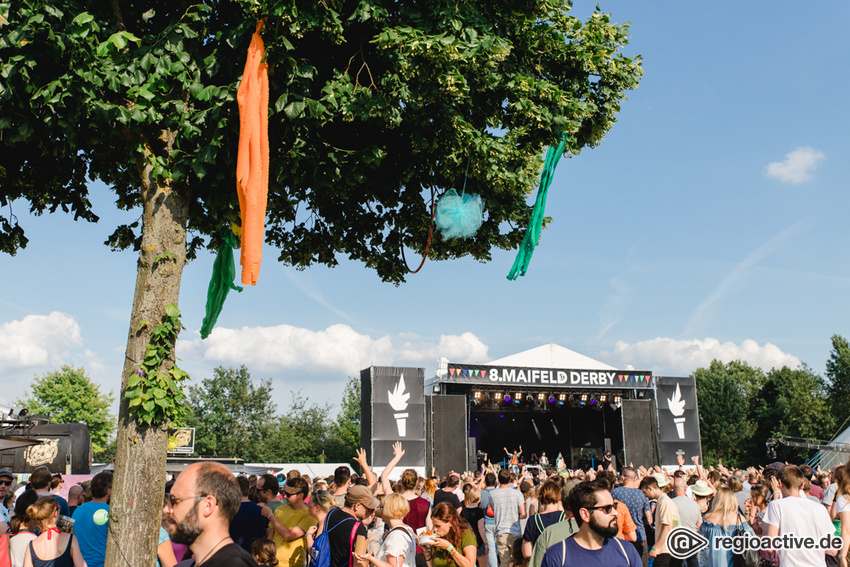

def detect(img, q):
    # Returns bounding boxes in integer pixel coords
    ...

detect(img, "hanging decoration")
[401,188,437,274]
[507,133,568,280]
[200,228,244,339]
[434,189,485,240]
[434,158,485,240]
[236,20,270,286]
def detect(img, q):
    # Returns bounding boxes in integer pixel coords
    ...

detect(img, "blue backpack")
[310,508,360,567]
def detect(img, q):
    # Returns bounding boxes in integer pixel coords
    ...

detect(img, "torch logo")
[388,373,411,437]
[667,383,687,440]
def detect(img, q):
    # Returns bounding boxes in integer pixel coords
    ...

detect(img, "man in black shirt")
[325,485,378,567]
[164,462,258,566]
[432,474,462,514]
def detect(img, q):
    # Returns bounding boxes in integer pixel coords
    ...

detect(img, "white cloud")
[0,312,82,369]
[765,147,824,184]
[179,324,489,375]
[599,337,800,376]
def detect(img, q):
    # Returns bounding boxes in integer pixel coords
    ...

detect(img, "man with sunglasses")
[163,462,257,566]
[541,481,641,567]
[0,469,14,534]
[264,477,317,566]
[257,474,282,513]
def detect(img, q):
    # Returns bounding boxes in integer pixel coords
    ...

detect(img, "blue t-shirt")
[229,501,269,552]
[541,536,641,567]
[72,501,109,567]
[155,527,171,567]
[611,486,650,542]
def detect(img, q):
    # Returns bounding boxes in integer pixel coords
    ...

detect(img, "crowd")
[0,448,847,567]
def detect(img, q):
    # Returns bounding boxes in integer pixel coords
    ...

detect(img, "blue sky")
[1,1,848,419]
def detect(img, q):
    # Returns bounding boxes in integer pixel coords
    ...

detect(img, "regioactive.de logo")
[666,526,709,559]
[388,373,410,437]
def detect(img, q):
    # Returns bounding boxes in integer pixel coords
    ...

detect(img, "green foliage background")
[185,367,361,464]
[17,364,116,460]
[694,336,850,467]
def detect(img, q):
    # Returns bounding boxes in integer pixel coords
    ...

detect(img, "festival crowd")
[1,446,848,567]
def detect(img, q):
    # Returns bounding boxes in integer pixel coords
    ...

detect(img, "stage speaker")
[430,395,467,475]
[621,399,658,468]
[467,437,477,472]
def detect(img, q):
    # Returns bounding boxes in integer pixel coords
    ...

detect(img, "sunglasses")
[0,479,12,486]
[283,491,302,498]
[167,493,207,508]
[586,504,616,514]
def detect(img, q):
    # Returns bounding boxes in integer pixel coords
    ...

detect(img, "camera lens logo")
[666,526,709,559]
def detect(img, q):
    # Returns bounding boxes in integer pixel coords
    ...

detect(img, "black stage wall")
[622,399,658,467]
[425,395,467,474]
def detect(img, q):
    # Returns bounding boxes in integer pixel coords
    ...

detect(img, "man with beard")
[164,462,257,566]
[540,481,641,567]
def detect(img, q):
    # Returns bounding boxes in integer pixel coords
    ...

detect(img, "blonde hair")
[464,486,481,505]
[382,493,410,520]
[309,490,335,512]
[27,496,58,530]
[706,487,738,529]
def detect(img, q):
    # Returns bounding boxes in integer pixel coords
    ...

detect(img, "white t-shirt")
[836,494,850,514]
[9,531,37,567]
[762,495,835,567]
[379,526,416,567]
[824,483,838,507]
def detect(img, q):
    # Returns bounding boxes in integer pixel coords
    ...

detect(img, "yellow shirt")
[272,504,318,567]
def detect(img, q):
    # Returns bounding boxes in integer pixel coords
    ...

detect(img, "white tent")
[486,343,616,370]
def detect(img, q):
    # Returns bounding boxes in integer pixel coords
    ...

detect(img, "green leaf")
[72,12,94,26]
[165,303,180,318]
[283,101,306,119]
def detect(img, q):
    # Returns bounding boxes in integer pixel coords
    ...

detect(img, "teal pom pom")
[435,189,485,240]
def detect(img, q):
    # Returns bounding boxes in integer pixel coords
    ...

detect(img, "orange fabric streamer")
[236,21,270,286]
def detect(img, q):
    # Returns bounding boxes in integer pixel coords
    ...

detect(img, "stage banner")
[363,366,426,467]
[446,363,653,389]
[655,376,702,467]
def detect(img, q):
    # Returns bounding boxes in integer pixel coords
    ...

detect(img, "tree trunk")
[105,144,189,567]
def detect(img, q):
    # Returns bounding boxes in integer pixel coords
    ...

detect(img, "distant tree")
[185,366,277,461]
[693,360,763,467]
[751,365,835,463]
[264,392,334,463]
[325,376,361,464]
[826,334,850,429]
[17,365,116,456]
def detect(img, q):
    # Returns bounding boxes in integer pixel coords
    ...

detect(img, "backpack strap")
[560,539,566,567]
[612,538,630,565]
[348,520,362,567]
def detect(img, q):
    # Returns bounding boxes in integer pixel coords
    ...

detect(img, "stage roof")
[487,343,616,371]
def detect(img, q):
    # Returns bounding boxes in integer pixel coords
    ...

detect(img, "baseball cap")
[346,485,380,509]
[0,469,14,480]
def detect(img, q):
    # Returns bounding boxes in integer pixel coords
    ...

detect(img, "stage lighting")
[599,394,607,403]
[580,393,588,402]
[537,392,545,401]
[613,394,622,403]
[473,391,482,400]
[504,394,511,403]
[548,395,555,404]
[558,393,567,401]
[495,392,503,401]
[515,393,523,401]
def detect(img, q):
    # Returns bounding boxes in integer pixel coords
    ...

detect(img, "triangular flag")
[462,369,468,376]
[449,368,455,376]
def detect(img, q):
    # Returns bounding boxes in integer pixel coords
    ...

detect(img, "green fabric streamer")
[507,134,568,280]
[200,229,244,339]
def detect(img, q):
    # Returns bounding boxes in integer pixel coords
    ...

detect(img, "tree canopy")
[16,365,116,457]
[0,0,642,282]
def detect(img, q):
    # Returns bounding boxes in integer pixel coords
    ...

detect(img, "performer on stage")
[539,452,550,469]
[504,446,522,474]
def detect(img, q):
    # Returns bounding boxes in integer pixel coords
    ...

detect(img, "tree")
[325,376,361,463]
[1,1,642,563]
[693,360,763,467]
[185,366,277,461]
[751,365,835,464]
[16,365,116,457]
[826,334,850,428]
